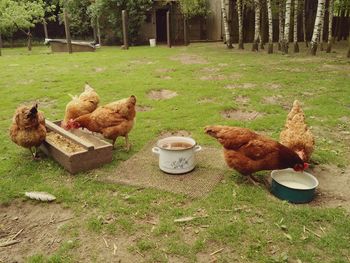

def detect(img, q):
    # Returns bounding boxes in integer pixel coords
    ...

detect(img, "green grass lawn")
[0,43,350,263]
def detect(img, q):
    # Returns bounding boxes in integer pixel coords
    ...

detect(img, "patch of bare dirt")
[310,164,350,212]
[262,95,291,110]
[158,75,172,80]
[218,63,228,67]
[339,116,350,123]
[0,201,73,263]
[17,79,34,85]
[170,54,208,64]
[235,95,250,106]
[265,83,282,89]
[147,90,177,100]
[225,83,256,89]
[94,67,105,72]
[320,64,350,72]
[200,67,219,73]
[221,109,263,121]
[128,59,154,66]
[199,75,226,81]
[136,105,153,112]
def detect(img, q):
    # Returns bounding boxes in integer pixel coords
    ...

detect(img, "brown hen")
[205,125,307,184]
[62,83,100,129]
[280,100,315,162]
[9,104,46,158]
[67,96,136,150]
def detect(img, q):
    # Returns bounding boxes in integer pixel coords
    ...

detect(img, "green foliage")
[178,0,210,18]
[0,0,47,36]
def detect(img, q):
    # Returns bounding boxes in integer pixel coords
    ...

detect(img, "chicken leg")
[124,134,131,152]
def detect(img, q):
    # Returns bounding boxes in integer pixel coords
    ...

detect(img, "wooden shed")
[138,0,224,45]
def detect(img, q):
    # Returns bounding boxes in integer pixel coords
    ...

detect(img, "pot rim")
[156,136,197,151]
[271,168,319,190]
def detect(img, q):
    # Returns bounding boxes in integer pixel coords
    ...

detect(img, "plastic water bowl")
[271,168,319,203]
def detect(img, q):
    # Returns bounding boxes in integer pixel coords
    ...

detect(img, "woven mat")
[102,141,228,198]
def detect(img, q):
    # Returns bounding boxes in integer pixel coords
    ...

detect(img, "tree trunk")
[92,19,97,44]
[278,0,285,50]
[237,0,244,49]
[348,32,350,58]
[0,32,2,56]
[282,0,292,54]
[122,10,129,49]
[221,0,233,48]
[252,0,261,51]
[260,3,266,49]
[303,0,308,47]
[97,18,102,46]
[319,2,326,51]
[63,8,72,54]
[326,0,333,52]
[43,20,48,39]
[267,0,273,53]
[310,0,326,55]
[27,30,32,51]
[293,0,299,52]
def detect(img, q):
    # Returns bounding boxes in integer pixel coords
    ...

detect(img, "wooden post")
[43,19,48,39]
[122,10,129,49]
[167,10,171,48]
[183,17,189,45]
[63,8,72,54]
[92,19,97,44]
[97,18,102,46]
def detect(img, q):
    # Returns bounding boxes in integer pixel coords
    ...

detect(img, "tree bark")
[43,19,48,39]
[310,0,326,55]
[319,2,326,51]
[282,0,292,54]
[252,0,261,51]
[267,0,273,53]
[293,0,299,52]
[97,18,102,46]
[27,30,32,51]
[221,0,233,48]
[237,0,244,49]
[0,32,2,56]
[63,8,72,54]
[278,0,285,50]
[303,0,308,47]
[260,3,266,49]
[122,10,129,49]
[326,0,333,52]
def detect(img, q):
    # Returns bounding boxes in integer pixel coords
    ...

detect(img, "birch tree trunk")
[267,0,273,53]
[221,0,233,48]
[303,0,308,46]
[319,3,326,51]
[278,0,285,50]
[260,3,266,49]
[310,0,326,55]
[326,0,334,52]
[282,0,292,54]
[237,0,244,49]
[43,19,48,39]
[252,0,261,51]
[293,0,299,52]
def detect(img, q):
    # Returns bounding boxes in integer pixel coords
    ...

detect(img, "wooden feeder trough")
[40,120,113,174]
[45,39,96,52]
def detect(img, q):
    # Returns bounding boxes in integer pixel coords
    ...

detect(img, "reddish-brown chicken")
[9,104,46,158]
[61,83,100,129]
[66,95,136,150]
[205,125,308,184]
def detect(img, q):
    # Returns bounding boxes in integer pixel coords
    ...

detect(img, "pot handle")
[152,147,160,155]
[194,145,202,153]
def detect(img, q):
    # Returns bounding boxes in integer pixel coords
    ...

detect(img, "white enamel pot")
[152,136,202,174]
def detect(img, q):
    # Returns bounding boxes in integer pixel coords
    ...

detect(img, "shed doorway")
[156,9,167,42]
